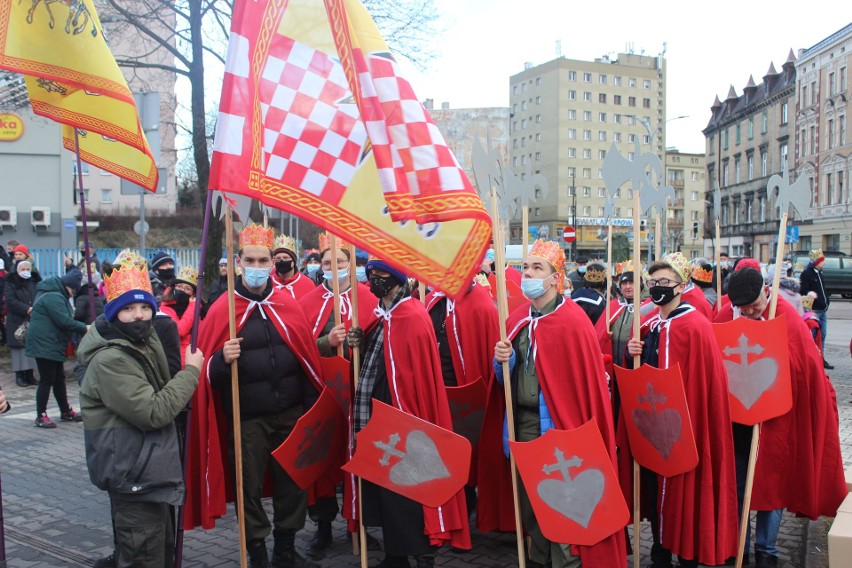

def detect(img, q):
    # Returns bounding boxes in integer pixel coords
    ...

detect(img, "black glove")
[347,326,364,349]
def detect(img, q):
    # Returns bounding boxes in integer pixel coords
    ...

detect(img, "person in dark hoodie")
[148,251,176,305]
[25,269,88,428]
[4,259,40,387]
[78,249,203,568]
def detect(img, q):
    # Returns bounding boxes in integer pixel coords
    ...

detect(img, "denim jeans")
[745,508,783,557]
[813,309,828,353]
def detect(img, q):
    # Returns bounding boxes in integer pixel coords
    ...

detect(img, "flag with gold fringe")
[0,0,158,191]
[209,0,491,297]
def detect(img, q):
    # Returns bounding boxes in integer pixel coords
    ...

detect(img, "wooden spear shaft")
[654,209,662,260]
[330,235,344,358]
[716,219,722,314]
[605,221,613,335]
[225,210,248,568]
[522,205,529,260]
[632,190,643,568]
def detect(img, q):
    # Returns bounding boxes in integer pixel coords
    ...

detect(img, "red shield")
[272,388,346,490]
[614,364,698,477]
[320,356,351,415]
[712,315,792,425]
[342,401,471,508]
[509,421,629,546]
[445,377,487,446]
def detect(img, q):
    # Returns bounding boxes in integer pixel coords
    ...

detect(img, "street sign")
[133,220,150,236]
[785,225,799,244]
[563,226,576,243]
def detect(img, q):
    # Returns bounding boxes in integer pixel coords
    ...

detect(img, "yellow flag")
[0,0,158,191]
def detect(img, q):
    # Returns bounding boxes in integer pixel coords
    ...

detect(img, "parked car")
[788,250,852,299]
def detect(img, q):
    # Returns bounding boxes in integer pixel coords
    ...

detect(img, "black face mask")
[173,289,190,305]
[157,268,175,282]
[111,319,154,344]
[368,274,398,299]
[275,259,293,275]
[649,285,680,306]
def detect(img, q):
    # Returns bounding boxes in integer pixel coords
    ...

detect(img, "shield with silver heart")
[712,316,792,425]
[342,400,471,508]
[509,421,629,546]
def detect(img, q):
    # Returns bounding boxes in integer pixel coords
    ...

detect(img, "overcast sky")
[398,0,846,154]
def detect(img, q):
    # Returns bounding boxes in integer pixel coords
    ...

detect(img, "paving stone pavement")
[4,304,851,568]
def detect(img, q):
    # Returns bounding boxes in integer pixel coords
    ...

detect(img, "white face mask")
[18,270,31,279]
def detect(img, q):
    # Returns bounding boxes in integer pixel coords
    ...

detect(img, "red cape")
[623,306,738,565]
[715,297,846,518]
[477,297,626,568]
[681,283,714,321]
[300,281,378,338]
[351,296,471,549]
[271,270,316,301]
[183,285,324,530]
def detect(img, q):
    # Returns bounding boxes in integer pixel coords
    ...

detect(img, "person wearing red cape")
[298,233,377,555]
[717,266,846,568]
[189,223,325,568]
[425,276,500,513]
[483,239,625,568]
[270,233,316,301]
[349,258,470,568]
[627,252,738,568]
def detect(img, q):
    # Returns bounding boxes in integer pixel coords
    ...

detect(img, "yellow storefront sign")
[0,113,23,141]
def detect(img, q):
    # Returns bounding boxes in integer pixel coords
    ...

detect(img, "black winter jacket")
[3,269,41,348]
[799,263,829,311]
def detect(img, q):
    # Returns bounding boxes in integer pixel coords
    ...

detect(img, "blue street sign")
[785,225,799,244]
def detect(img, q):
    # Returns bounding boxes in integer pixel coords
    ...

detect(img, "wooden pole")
[631,191,643,568]
[419,281,426,304]
[605,221,613,336]
[490,191,526,568]
[522,205,529,260]
[330,235,344,358]
[734,211,788,568]
[716,219,722,313]
[654,209,662,260]
[225,210,248,568]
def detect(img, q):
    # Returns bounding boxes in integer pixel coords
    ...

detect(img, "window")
[811,81,816,104]
[614,132,622,142]
[599,74,607,85]
[568,90,577,100]
[691,210,699,222]
[781,102,788,125]
[691,171,699,181]
[735,158,740,183]
[535,96,541,105]
[780,143,788,167]
[100,169,112,176]
[723,163,729,186]
[599,131,607,141]
[567,148,576,157]
[583,92,592,102]
[828,119,835,149]
[615,208,622,217]
[72,161,90,175]
[598,169,604,179]
[583,148,591,159]
[598,150,606,159]
[521,138,526,148]
[643,135,650,144]
[759,196,766,222]
[513,85,518,95]
[643,80,651,89]
[733,201,740,224]
[627,116,636,125]
[628,78,636,88]
[841,115,847,145]
[100,189,112,203]
[535,77,541,86]
[628,133,636,143]
[599,112,606,122]
[568,71,577,81]
[761,152,767,176]
[568,109,576,120]
[627,152,635,161]
[583,206,591,216]
[614,95,621,105]
[628,96,636,107]
[748,155,754,180]
[583,187,591,197]
[599,93,606,103]
[761,110,767,133]
[568,128,576,139]
[643,98,651,108]
[521,119,526,129]
[582,168,591,179]
[583,129,591,140]
[614,76,622,86]
[810,126,816,153]
[512,121,518,132]
[522,100,527,110]
[583,111,592,121]
[598,188,606,197]
[598,207,605,216]
[535,133,542,142]
[81,188,90,203]
[735,124,741,144]
[512,157,518,167]
[842,67,848,91]
[535,114,542,124]
[568,167,576,177]
[534,207,541,216]
[723,129,729,150]
[748,117,754,139]
[746,199,752,223]
[535,151,542,161]
[583,72,592,83]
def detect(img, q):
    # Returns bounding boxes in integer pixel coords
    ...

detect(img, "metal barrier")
[28,248,214,277]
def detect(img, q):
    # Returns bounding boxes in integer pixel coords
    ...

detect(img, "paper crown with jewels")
[660,252,692,282]
[104,250,153,302]
[273,234,297,254]
[174,265,198,288]
[318,232,350,253]
[809,248,825,263]
[618,258,642,276]
[801,295,814,310]
[239,223,274,250]
[529,239,565,272]
[691,265,714,284]
[583,264,607,284]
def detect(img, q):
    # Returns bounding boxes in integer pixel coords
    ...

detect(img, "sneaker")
[61,409,83,423]
[35,414,57,429]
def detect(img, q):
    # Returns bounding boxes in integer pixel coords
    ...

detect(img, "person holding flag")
[198,223,324,568]
[271,234,316,301]
[484,239,625,567]
[717,266,846,568]
[626,252,738,568]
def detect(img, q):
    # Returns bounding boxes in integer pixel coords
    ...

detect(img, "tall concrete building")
[508,52,665,257]
[794,24,851,254]
[665,150,707,259]
[702,53,797,262]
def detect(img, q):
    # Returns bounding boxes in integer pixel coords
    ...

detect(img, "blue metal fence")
[29,248,214,277]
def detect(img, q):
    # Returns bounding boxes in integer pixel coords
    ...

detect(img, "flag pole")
[489,190,526,568]
[654,208,662,260]
[522,205,529,260]
[0,463,6,568]
[347,245,369,568]
[225,209,248,568]
[330,235,344,358]
[605,220,613,336]
[72,129,96,322]
[715,218,722,314]
[734,210,788,568]
[631,190,642,568]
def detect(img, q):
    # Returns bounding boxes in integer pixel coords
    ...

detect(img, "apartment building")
[665,150,706,259]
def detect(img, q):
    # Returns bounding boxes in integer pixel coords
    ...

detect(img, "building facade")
[508,53,664,258]
[702,53,797,262]
[665,150,707,259]
[794,24,851,255]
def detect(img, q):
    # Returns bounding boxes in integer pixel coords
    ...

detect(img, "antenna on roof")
[555,40,562,58]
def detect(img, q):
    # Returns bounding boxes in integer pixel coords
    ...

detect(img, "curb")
[803,517,830,568]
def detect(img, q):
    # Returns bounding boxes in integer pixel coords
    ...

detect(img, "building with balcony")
[793,24,851,254]
[665,151,706,259]
[508,52,665,257]
[703,52,797,262]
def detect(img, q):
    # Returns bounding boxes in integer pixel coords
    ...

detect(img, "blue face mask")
[242,266,269,289]
[306,264,320,277]
[323,269,350,282]
[578,266,587,274]
[521,274,553,300]
[356,266,367,283]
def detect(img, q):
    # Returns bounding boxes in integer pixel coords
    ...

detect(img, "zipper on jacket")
[133,442,159,483]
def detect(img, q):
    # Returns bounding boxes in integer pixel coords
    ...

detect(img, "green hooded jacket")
[25,276,87,361]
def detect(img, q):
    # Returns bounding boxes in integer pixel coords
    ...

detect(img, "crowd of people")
[0,233,846,568]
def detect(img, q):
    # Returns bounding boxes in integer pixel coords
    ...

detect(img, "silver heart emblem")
[377,430,450,486]
[537,469,604,528]
[723,333,778,409]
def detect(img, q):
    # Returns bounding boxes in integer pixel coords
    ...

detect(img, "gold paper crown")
[318,232,349,253]
[104,250,152,303]
[473,273,491,288]
[619,258,642,276]
[528,239,565,272]
[809,248,824,260]
[691,266,714,284]
[273,234,297,254]
[175,265,198,287]
[661,252,692,282]
[239,223,274,250]
[801,295,814,310]
[584,266,607,283]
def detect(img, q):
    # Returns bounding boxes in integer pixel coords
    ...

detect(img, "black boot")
[15,371,28,388]
[375,555,409,568]
[649,542,673,568]
[247,539,272,568]
[304,521,333,556]
[26,369,38,385]
[272,529,319,568]
[754,551,779,568]
[414,554,434,568]
[824,359,835,370]
[92,552,116,568]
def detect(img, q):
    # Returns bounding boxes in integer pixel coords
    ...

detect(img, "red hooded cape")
[681,283,714,321]
[300,281,378,338]
[622,305,738,565]
[183,286,324,530]
[271,270,316,301]
[347,296,471,549]
[715,297,846,518]
[477,297,626,568]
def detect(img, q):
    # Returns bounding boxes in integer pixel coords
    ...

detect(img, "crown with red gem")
[239,223,274,250]
[104,250,152,302]
[661,251,692,282]
[273,234,296,254]
[318,232,349,253]
[529,239,565,272]
[584,265,607,283]
[691,266,713,284]
[175,265,198,287]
